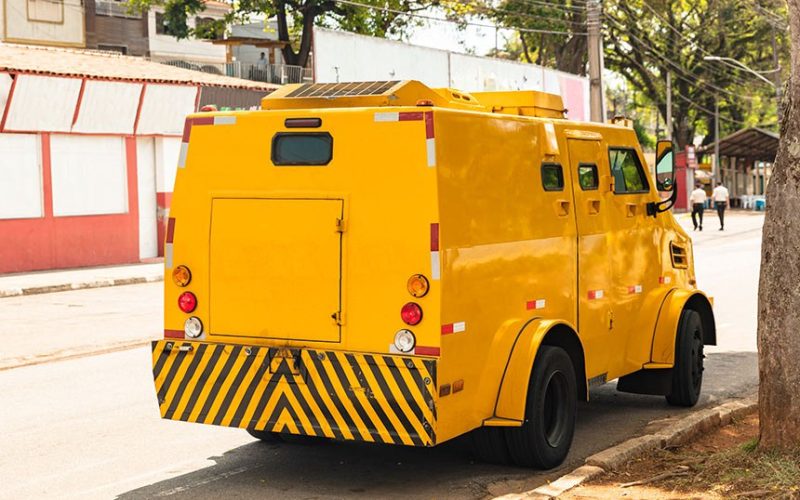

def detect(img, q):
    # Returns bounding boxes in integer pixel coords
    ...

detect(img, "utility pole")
[665,72,672,140]
[587,0,604,122]
[714,93,720,181]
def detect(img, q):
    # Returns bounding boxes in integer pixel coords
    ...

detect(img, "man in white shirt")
[712,181,730,231]
[689,183,707,231]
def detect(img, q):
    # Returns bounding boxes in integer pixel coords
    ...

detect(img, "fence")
[159,59,311,85]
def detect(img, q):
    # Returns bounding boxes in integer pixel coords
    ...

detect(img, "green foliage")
[633,119,655,151]
[604,0,788,148]
[127,0,434,67]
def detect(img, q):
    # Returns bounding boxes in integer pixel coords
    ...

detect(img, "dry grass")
[572,414,800,500]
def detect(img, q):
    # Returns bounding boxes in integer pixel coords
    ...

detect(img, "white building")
[312,28,590,121]
[1,0,85,47]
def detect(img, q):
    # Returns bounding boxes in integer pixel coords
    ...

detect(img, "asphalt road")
[0,212,762,500]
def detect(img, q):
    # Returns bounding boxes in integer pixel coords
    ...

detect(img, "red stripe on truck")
[430,223,439,251]
[424,111,435,139]
[399,112,424,121]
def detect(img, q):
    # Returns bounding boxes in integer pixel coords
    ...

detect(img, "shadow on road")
[118,352,757,500]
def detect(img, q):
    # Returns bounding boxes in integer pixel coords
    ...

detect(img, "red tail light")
[178,292,197,313]
[401,302,423,325]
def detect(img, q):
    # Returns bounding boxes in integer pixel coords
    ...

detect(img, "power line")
[637,0,772,88]
[336,0,588,35]
[603,13,758,102]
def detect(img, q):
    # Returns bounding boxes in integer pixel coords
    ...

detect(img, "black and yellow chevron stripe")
[152,340,437,446]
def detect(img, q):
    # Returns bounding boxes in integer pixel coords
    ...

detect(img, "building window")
[155,12,178,36]
[194,16,221,39]
[98,45,128,55]
[27,0,64,24]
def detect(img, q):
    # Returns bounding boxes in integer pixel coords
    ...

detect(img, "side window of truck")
[608,148,649,193]
[541,163,564,191]
[578,163,599,190]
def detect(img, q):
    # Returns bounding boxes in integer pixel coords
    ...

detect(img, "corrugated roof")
[0,43,279,91]
[697,127,779,162]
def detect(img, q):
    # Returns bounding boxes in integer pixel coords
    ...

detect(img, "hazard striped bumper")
[151,340,438,446]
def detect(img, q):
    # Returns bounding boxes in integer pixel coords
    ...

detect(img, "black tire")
[247,429,282,442]
[504,346,577,469]
[666,309,704,407]
[470,427,512,465]
[247,429,326,444]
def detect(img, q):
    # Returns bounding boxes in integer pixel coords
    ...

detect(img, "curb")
[0,274,163,298]
[0,337,155,371]
[495,394,758,499]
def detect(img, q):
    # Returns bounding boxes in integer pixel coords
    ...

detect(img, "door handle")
[588,199,601,215]
[555,199,571,217]
[626,203,638,217]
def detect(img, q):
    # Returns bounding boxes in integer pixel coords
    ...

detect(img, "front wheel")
[504,346,577,469]
[666,309,704,407]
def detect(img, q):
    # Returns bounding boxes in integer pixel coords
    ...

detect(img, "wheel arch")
[651,290,716,365]
[492,319,587,423]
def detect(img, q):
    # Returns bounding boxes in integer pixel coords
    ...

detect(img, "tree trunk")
[757,0,800,450]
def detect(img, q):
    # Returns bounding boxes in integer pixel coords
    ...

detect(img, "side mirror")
[655,140,675,192]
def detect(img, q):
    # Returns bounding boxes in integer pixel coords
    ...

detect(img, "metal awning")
[697,127,779,162]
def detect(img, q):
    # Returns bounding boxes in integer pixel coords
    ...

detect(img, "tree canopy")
[129,0,434,67]
[481,0,788,147]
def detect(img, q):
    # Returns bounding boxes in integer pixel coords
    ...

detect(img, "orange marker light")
[407,274,430,298]
[172,265,192,287]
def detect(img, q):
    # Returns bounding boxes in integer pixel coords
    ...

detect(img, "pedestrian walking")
[713,181,730,231]
[689,182,707,231]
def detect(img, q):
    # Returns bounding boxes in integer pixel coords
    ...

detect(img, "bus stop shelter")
[697,127,778,207]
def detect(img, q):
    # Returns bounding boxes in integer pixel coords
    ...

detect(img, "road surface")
[0,212,762,499]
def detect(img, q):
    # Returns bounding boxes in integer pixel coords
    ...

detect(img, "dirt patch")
[562,414,800,500]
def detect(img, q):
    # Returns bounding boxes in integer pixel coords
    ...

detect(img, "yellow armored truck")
[151,80,715,469]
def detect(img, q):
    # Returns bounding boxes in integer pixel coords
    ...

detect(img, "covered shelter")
[697,127,778,205]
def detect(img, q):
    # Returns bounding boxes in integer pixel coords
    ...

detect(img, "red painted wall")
[0,134,140,274]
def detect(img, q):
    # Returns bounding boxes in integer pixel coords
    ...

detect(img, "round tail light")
[185,316,204,338]
[394,329,416,353]
[172,265,192,287]
[407,274,429,298]
[401,302,423,326]
[178,292,197,313]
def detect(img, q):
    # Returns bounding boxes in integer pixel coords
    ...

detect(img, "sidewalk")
[0,262,164,298]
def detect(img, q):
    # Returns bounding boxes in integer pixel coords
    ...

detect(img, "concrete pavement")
[0,211,764,499]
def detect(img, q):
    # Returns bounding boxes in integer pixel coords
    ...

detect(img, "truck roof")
[261,80,567,119]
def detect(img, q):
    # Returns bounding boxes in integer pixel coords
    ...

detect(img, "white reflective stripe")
[430,250,441,280]
[631,285,643,294]
[214,115,237,125]
[452,321,466,333]
[165,243,173,269]
[426,138,436,167]
[535,299,546,309]
[661,276,672,284]
[374,112,399,122]
[595,290,604,299]
[177,142,189,169]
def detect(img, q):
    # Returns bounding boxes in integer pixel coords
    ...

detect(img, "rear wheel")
[470,427,512,465]
[666,310,704,407]
[247,429,326,445]
[505,346,577,469]
[247,429,282,442]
